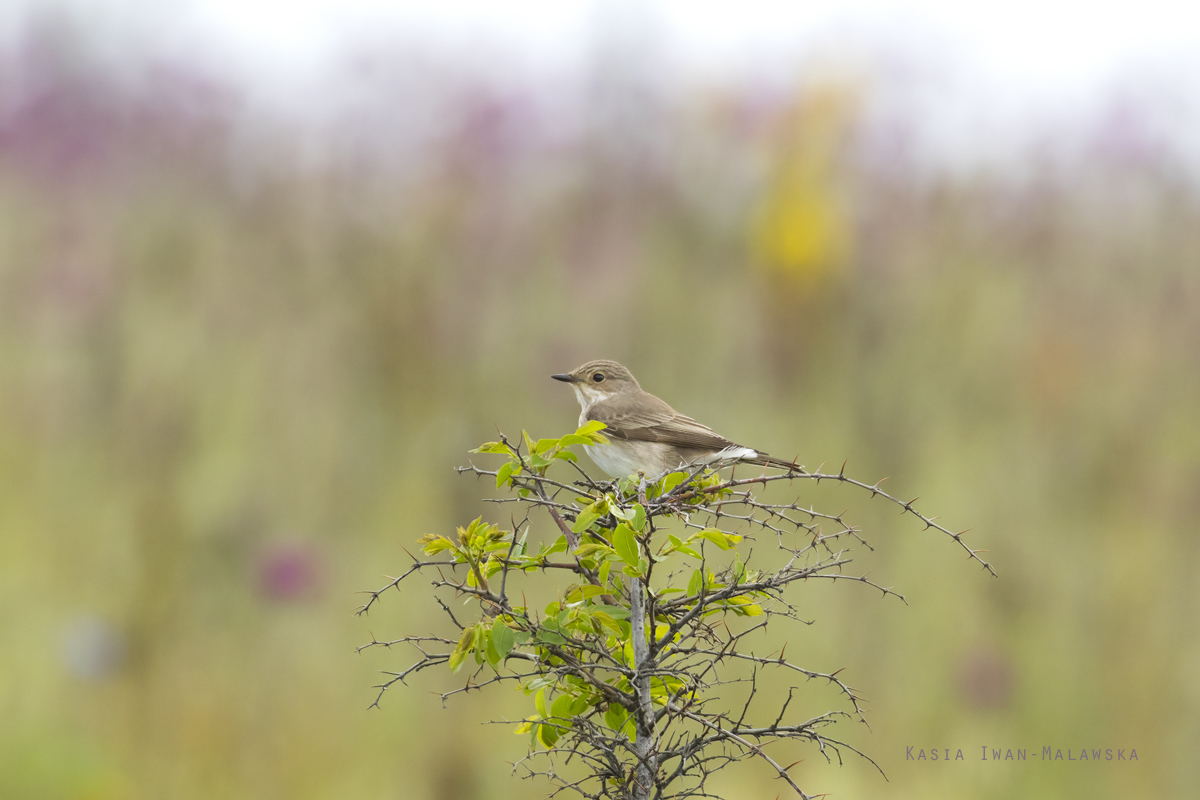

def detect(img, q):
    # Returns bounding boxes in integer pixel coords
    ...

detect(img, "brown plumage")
[551,360,802,478]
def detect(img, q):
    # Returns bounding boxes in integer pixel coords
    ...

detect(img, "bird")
[551,359,803,479]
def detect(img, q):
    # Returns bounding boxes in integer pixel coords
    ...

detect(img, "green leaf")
[565,585,607,604]
[591,610,622,634]
[573,543,616,559]
[448,627,474,673]
[525,676,554,693]
[419,535,456,556]
[612,523,639,566]
[728,595,764,616]
[535,688,549,718]
[569,609,597,635]
[569,694,591,716]
[472,624,487,664]
[598,559,613,586]
[536,721,560,748]
[471,441,512,455]
[660,472,688,494]
[595,604,630,619]
[571,497,609,534]
[604,703,628,732]
[550,693,575,722]
[557,433,591,447]
[553,449,578,462]
[496,460,518,488]
[630,503,646,532]
[664,534,701,559]
[534,438,560,454]
[457,517,480,545]
[699,528,741,550]
[576,420,607,436]
[491,620,516,659]
[687,569,703,596]
[485,630,501,668]
[537,629,567,645]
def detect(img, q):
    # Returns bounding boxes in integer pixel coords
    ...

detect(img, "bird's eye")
[592,373,605,383]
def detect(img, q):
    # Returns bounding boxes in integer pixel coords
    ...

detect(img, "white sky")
[7,0,1198,92]
[5,0,1199,167]
[205,1,1194,94]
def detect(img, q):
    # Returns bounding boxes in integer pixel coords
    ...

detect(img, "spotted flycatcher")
[552,359,802,478]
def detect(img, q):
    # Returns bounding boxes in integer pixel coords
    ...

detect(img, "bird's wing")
[585,394,740,452]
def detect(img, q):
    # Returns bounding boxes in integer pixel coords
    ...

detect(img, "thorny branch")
[357,428,991,799]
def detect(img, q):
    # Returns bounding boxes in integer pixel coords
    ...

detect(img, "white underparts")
[574,392,756,478]
[709,445,757,462]
[583,442,652,479]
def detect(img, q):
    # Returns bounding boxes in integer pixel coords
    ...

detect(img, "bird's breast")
[584,441,672,479]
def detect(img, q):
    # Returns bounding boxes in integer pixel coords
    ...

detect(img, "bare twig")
[358,432,989,799]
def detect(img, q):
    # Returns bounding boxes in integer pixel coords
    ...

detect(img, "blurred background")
[2,1,1198,798]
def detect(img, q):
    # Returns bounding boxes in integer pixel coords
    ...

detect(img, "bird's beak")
[551,373,581,383]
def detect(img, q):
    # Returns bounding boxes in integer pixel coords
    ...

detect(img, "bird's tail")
[743,453,806,472]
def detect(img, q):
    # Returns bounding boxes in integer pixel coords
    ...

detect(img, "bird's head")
[552,360,640,406]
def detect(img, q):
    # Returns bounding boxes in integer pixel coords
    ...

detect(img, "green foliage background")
[1,19,1197,800]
